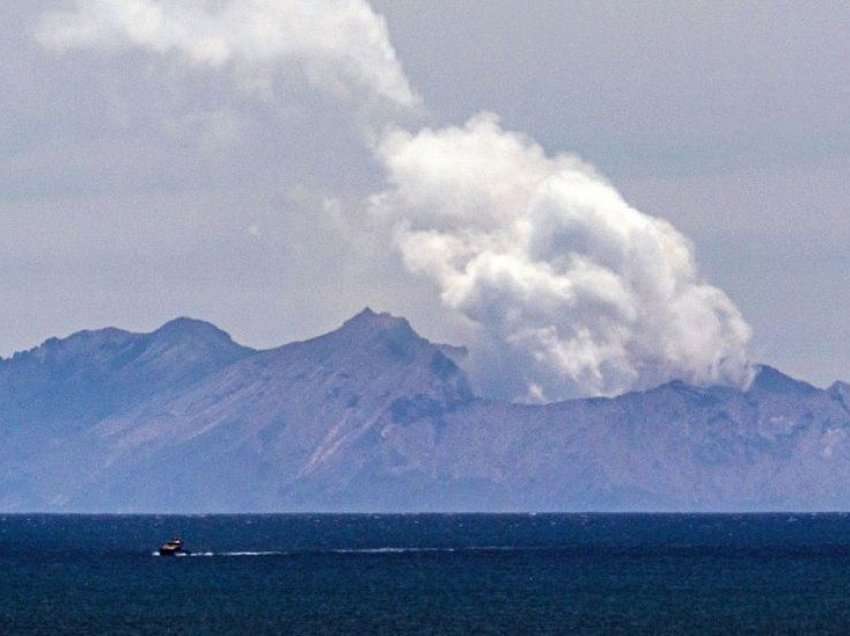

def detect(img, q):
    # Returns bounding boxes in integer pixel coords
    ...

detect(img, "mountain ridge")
[1,309,848,512]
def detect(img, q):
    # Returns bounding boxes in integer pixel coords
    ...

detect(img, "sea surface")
[3,514,850,634]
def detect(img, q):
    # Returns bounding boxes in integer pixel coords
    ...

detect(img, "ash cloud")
[371,114,753,401]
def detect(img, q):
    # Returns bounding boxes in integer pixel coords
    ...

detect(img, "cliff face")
[1,309,849,512]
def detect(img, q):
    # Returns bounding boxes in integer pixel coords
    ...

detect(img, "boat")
[158,537,188,556]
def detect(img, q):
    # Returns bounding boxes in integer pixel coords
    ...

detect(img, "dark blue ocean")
[3,514,850,634]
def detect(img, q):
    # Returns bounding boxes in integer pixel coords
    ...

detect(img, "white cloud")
[36,0,420,108]
[372,113,753,401]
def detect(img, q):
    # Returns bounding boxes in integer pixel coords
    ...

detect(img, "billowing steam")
[35,1,753,401]
[36,0,419,108]
[371,113,753,401]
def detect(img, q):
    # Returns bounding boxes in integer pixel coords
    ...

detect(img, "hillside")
[1,309,848,512]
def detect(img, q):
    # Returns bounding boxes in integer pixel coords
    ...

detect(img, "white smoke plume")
[35,1,753,401]
[35,0,420,108]
[371,113,753,401]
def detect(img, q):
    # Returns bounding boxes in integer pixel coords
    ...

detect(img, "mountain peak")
[157,316,222,334]
[341,307,415,335]
[749,364,818,396]
[152,316,241,347]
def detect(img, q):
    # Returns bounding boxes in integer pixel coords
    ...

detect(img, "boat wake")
[151,550,287,557]
[152,546,539,557]
[330,545,547,554]
[191,551,287,557]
